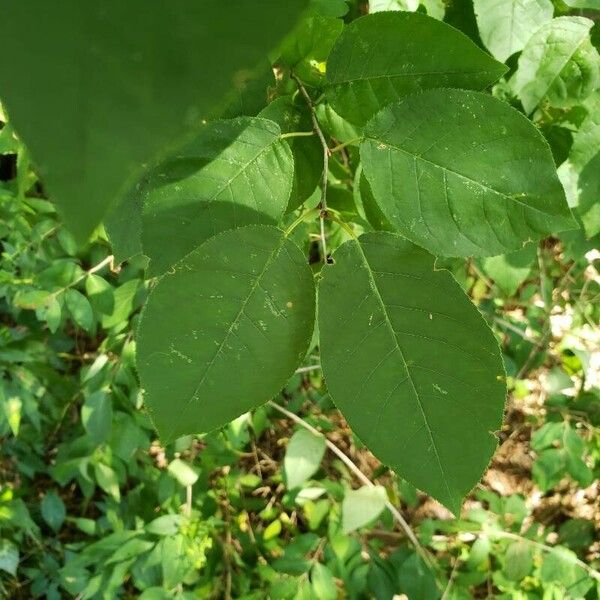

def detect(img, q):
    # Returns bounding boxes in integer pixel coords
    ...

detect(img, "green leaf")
[310,563,337,600]
[0,1,308,241]
[41,491,66,532]
[137,226,315,441]
[326,11,506,126]
[533,448,566,491]
[259,97,322,211]
[315,103,361,144]
[141,117,293,276]
[511,17,600,114]
[167,458,199,487]
[81,391,113,444]
[397,553,439,600]
[342,485,387,533]
[64,288,94,332]
[504,541,533,581]
[0,539,18,576]
[101,279,140,330]
[474,0,553,63]
[94,462,120,501]
[280,8,343,86]
[361,89,575,257]
[480,244,536,297]
[284,429,327,489]
[318,233,506,513]
[356,171,394,232]
[85,274,114,315]
[541,546,594,597]
[44,297,62,333]
[577,152,600,239]
[145,515,183,536]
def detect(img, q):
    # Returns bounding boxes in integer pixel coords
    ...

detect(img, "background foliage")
[0,0,599,598]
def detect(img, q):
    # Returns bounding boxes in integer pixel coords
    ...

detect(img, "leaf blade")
[360,89,575,257]
[318,232,506,513]
[326,11,506,126]
[474,0,553,62]
[141,117,294,275]
[137,225,315,441]
[0,0,307,241]
[511,17,600,114]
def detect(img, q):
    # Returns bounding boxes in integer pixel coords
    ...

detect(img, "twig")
[280,131,315,139]
[441,555,461,600]
[295,364,322,374]
[493,317,539,344]
[220,488,233,600]
[268,400,436,572]
[291,74,331,263]
[330,137,361,154]
[185,485,192,517]
[46,254,115,302]
[487,530,600,581]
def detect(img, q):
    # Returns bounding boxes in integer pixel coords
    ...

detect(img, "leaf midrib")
[364,135,562,220]
[166,230,286,440]
[330,67,502,86]
[354,240,455,506]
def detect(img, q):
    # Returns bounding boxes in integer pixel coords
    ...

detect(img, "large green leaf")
[318,232,506,513]
[473,0,553,62]
[511,17,600,114]
[137,226,315,441]
[141,117,294,276]
[0,1,307,241]
[326,11,506,126]
[360,89,575,257]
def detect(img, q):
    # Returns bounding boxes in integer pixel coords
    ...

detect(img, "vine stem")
[47,254,115,302]
[280,131,315,139]
[486,530,600,581]
[291,73,331,263]
[268,400,437,573]
[330,137,361,154]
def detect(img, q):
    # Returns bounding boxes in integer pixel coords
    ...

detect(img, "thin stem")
[295,364,322,374]
[47,254,114,302]
[291,74,331,263]
[185,484,192,516]
[280,131,315,139]
[268,400,436,572]
[329,213,357,240]
[284,207,320,237]
[487,530,600,581]
[319,215,329,262]
[330,137,361,154]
